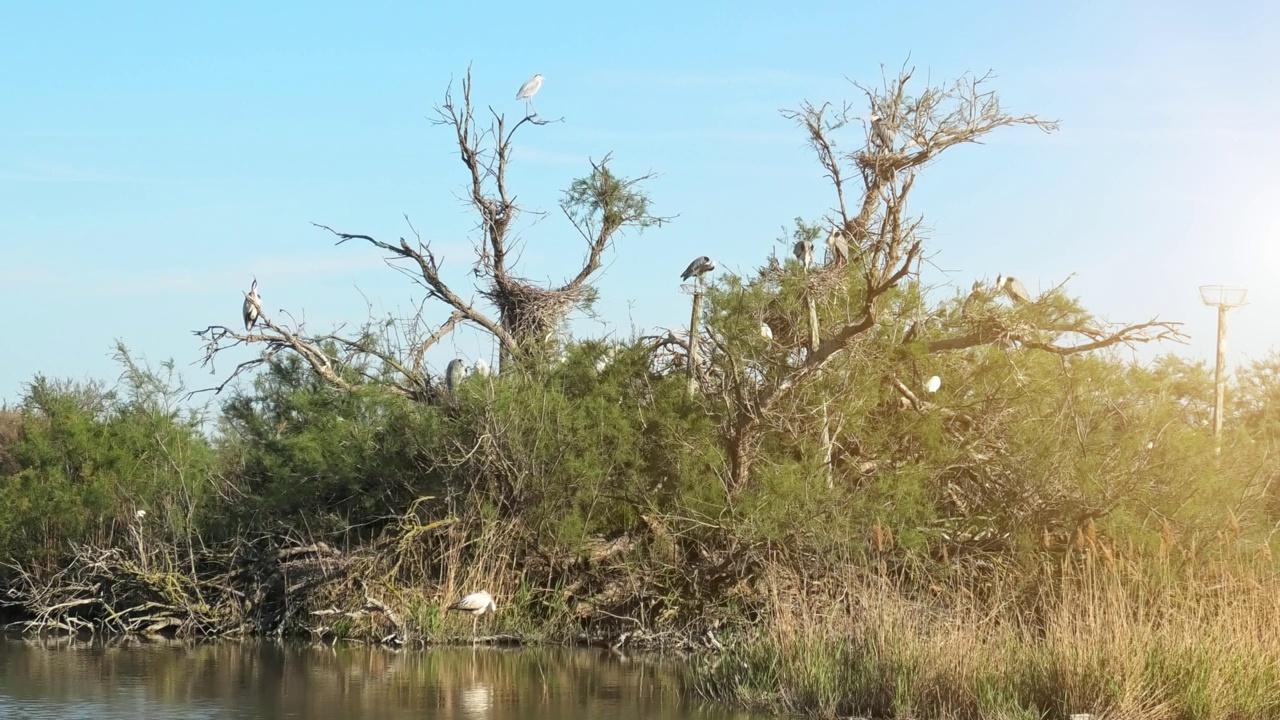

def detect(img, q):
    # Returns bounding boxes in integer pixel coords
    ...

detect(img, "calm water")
[0,636,757,719]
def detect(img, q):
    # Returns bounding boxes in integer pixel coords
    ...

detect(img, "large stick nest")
[484,279,587,344]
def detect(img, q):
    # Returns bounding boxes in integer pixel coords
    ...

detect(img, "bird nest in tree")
[483,280,586,344]
[854,150,915,175]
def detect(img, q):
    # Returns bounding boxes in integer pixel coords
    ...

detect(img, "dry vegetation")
[2,65,1279,720]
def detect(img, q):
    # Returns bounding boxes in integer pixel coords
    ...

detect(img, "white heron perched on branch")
[867,113,897,152]
[680,256,716,283]
[448,590,497,640]
[995,274,1032,305]
[445,358,466,396]
[516,73,543,116]
[470,359,490,378]
[242,279,262,331]
[824,227,849,268]
[760,323,774,341]
[793,238,814,271]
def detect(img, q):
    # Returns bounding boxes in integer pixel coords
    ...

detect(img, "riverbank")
[693,544,1280,719]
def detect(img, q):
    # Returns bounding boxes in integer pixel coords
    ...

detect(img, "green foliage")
[0,348,213,566]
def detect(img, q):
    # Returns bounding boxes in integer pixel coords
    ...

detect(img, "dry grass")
[695,540,1280,719]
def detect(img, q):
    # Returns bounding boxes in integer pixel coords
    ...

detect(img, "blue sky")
[2,1,1278,407]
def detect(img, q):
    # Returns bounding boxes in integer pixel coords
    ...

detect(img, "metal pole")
[1212,304,1227,443]
[687,287,703,396]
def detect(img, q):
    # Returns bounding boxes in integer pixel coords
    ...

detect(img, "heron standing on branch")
[516,73,543,116]
[242,279,262,331]
[793,238,814,272]
[995,274,1032,305]
[680,256,716,284]
[448,590,497,641]
[445,358,466,396]
[824,228,849,268]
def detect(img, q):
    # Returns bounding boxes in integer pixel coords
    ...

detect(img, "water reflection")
[0,636,755,719]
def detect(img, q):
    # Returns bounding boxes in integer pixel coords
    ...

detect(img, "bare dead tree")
[194,66,667,397]
[706,65,1075,491]
[322,69,667,371]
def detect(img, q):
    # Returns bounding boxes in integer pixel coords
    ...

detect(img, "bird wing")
[242,295,260,328]
[1010,278,1031,302]
[681,258,704,279]
[517,76,541,99]
[449,592,492,612]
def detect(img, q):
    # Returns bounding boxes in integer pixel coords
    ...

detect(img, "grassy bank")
[694,542,1280,719]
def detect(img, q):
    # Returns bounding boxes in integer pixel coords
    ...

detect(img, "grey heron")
[445,358,466,396]
[760,322,774,341]
[448,590,497,639]
[868,113,897,152]
[924,375,941,394]
[961,280,985,318]
[995,274,1032,305]
[680,256,716,282]
[793,239,814,271]
[516,73,543,116]
[470,359,491,378]
[242,279,262,331]
[824,227,849,268]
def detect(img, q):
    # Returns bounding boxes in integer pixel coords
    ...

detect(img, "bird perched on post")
[242,279,262,331]
[516,73,543,115]
[868,113,897,152]
[793,239,814,271]
[995,275,1032,305]
[445,358,466,396]
[448,590,497,640]
[824,228,849,268]
[680,256,716,283]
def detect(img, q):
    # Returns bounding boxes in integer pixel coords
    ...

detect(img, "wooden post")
[1212,304,1227,448]
[688,286,704,396]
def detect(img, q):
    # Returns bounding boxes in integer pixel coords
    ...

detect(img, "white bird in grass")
[471,359,491,378]
[516,73,543,116]
[760,323,774,341]
[924,375,942,394]
[594,345,618,373]
[242,279,262,331]
[995,274,1032,305]
[448,590,497,640]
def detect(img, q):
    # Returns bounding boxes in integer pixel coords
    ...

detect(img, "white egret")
[760,323,774,341]
[924,375,942,394]
[595,345,618,373]
[448,590,497,639]
[471,359,491,378]
[516,74,543,115]
[680,256,716,282]
[995,274,1032,304]
[242,279,262,331]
